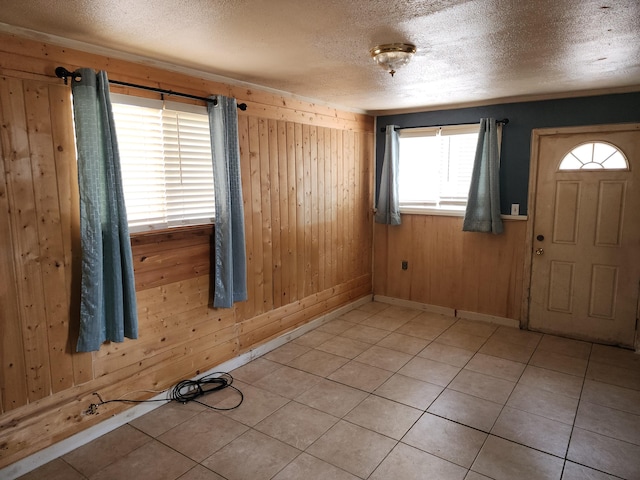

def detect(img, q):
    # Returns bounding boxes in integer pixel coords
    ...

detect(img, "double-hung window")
[110,94,215,232]
[398,123,482,215]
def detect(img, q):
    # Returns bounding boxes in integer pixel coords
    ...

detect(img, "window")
[398,124,482,214]
[111,94,215,232]
[559,142,628,170]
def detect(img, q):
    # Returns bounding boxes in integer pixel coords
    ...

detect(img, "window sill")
[399,206,466,217]
[130,224,214,246]
[398,207,527,221]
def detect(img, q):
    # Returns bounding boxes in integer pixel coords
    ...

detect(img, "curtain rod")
[55,67,248,111]
[379,118,508,133]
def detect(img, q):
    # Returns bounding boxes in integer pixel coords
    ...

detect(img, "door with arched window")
[528,124,640,348]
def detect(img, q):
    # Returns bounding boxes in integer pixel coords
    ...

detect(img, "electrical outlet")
[402,261,408,270]
[511,203,520,216]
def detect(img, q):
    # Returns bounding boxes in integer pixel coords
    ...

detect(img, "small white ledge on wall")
[2,294,373,480]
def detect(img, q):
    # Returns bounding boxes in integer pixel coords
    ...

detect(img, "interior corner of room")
[1,3,640,478]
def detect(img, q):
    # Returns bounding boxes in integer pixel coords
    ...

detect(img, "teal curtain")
[208,96,247,308]
[375,125,401,225]
[71,69,138,352]
[463,118,504,234]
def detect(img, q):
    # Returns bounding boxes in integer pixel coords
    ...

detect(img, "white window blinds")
[398,123,483,213]
[111,94,215,232]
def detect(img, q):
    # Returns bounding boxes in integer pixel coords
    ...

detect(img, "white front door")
[528,124,640,348]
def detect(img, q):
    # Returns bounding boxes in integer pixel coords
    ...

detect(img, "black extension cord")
[170,372,244,410]
[85,371,243,415]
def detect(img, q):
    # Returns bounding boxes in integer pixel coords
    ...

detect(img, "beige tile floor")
[19,301,640,480]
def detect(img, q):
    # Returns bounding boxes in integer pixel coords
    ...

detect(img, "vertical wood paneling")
[218,119,375,345]
[429,217,463,307]
[346,131,355,279]
[259,118,273,312]
[295,123,305,301]
[268,120,281,308]
[335,130,344,284]
[460,222,525,318]
[0,184,24,412]
[237,114,254,320]
[302,124,312,297]
[365,133,374,274]
[330,129,338,287]
[352,133,360,277]
[224,123,375,311]
[24,82,75,393]
[0,35,375,466]
[375,215,526,320]
[344,131,351,279]
[48,84,92,386]
[406,217,426,301]
[341,130,349,282]
[373,224,388,294]
[385,217,414,299]
[323,127,333,289]
[1,77,52,403]
[0,80,28,413]
[317,127,326,292]
[286,122,298,302]
[310,126,319,294]
[358,132,371,275]
[249,116,264,316]
[276,121,289,306]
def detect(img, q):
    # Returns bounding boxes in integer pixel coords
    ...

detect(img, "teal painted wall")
[376,92,640,214]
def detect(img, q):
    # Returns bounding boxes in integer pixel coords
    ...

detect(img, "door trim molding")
[522,122,640,332]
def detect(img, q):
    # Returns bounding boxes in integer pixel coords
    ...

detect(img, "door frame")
[521,123,640,350]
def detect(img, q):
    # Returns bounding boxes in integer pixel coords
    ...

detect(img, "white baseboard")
[373,295,519,329]
[1,294,372,480]
[373,295,455,316]
[455,310,519,328]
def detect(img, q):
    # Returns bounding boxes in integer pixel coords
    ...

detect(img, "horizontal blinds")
[398,123,480,208]
[111,98,215,231]
[440,131,479,203]
[162,110,215,225]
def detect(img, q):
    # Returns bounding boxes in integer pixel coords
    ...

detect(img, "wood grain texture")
[0,81,29,414]
[24,81,76,394]
[0,77,52,405]
[0,33,374,468]
[374,216,527,320]
[236,114,254,321]
[0,33,373,132]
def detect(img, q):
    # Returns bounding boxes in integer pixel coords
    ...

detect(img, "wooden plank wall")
[0,33,374,467]
[374,216,527,321]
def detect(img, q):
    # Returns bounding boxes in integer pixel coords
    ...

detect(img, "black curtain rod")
[379,118,508,133]
[55,67,248,111]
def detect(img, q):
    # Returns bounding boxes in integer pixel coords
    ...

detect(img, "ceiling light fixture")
[370,43,416,77]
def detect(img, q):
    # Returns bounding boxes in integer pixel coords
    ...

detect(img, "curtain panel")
[463,118,504,234]
[375,125,401,225]
[71,69,138,352]
[208,96,248,308]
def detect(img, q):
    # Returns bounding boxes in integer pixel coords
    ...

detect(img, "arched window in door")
[558,142,629,170]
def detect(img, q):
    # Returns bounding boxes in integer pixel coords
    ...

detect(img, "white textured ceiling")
[1,0,639,114]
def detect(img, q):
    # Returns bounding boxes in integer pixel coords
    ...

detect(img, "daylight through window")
[398,124,483,214]
[111,94,215,232]
[558,142,628,171]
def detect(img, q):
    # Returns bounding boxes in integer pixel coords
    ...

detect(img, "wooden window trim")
[130,224,214,246]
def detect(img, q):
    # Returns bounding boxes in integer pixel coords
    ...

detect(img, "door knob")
[535,248,544,255]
